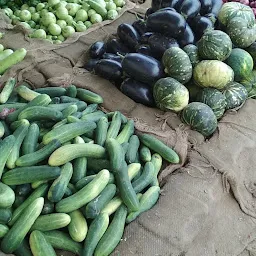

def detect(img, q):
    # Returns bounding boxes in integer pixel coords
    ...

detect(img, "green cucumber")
[81,111,106,123]
[116,119,134,144]
[75,101,88,111]
[48,143,106,166]
[0,182,15,208]
[35,87,66,97]
[9,184,48,226]
[48,103,73,111]
[95,205,127,256]
[13,196,26,209]
[10,119,30,131]
[0,103,26,113]
[67,115,80,123]
[42,200,55,215]
[72,111,82,118]
[0,77,16,104]
[82,213,109,256]
[85,184,116,219]
[60,95,79,103]
[101,196,122,216]
[43,230,82,255]
[56,169,110,213]
[128,163,141,181]
[95,116,109,146]
[0,135,16,177]
[126,135,140,164]
[0,49,14,61]
[31,213,71,232]
[140,145,152,162]
[66,85,77,98]
[30,230,57,256]
[106,111,122,139]
[1,121,11,137]
[21,122,40,155]
[48,162,73,203]
[0,224,9,238]
[43,121,96,145]
[106,112,127,124]
[14,239,33,256]
[126,186,160,223]
[0,121,5,138]
[71,137,87,184]
[82,103,98,115]
[121,142,129,154]
[2,165,61,186]
[150,153,162,186]
[77,88,103,104]
[87,158,111,172]
[52,118,67,129]
[68,210,88,242]
[16,139,61,167]
[89,0,107,17]
[31,180,48,189]
[0,208,12,224]
[6,122,29,169]
[62,104,78,118]
[1,197,44,253]
[132,162,155,193]
[16,85,41,101]
[18,106,63,122]
[138,134,180,163]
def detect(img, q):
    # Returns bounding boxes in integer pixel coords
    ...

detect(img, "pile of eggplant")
[84,0,223,107]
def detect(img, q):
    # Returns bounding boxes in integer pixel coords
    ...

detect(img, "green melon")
[225,48,253,82]
[193,60,234,89]
[241,70,256,98]
[183,44,200,68]
[153,77,189,112]
[181,102,218,137]
[245,42,256,65]
[196,88,227,119]
[162,47,193,84]
[223,82,248,109]
[197,30,232,61]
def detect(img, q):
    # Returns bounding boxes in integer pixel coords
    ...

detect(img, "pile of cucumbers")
[0,78,180,256]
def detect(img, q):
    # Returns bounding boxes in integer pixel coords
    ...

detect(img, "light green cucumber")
[81,111,106,122]
[0,77,16,104]
[16,85,41,101]
[106,111,122,139]
[101,196,122,216]
[0,224,9,238]
[95,116,109,146]
[150,153,162,186]
[82,103,98,115]
[76,88,103,104]
[0,182,15,208]
[140,145,152,162]
[126,135,140,164]
[62,104,78,118]
[116,119,134,144]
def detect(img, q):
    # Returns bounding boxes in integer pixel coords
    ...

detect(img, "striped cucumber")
[126,135,140,164]
[35,87,66,97]
[68,210,88,242]
[1,197,44,253]
[43,121,96,145]
[106,111,122,139]
[116,119,134,144]
[0,77,16,104]
[17,139,61,167]
[95,116,109,146]
[56,169,110,213]
[138,133,180,163]
[31,213,71,232]
[16,85,41,101]
[85,184,116,219]
[66,85,77,98]
[48,162,73,203]
[48,143,106,166]
[2,165,61,185]
[95,205,127,256]
[30,230,57,256]
[150,153,162,186]
[82,213,109,256]
[0,182,15,208]
[140,145,152,162]
[77,88,103,104]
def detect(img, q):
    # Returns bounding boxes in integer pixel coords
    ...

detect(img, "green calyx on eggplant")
[89,41,106,58]
[148,33,179,59]
[135,44,154,57]
[132,20,148,36]
[94,59,123,83]
[102,53,122,63]
[84,58,99,72]
[106,38,130,55]
[122,53,165,85]
[146,9,186,38]
[117,23,140,51]
[139,32,154,44]
[120,78,156,107]
[179,0,201,20]
[177,23,195,47]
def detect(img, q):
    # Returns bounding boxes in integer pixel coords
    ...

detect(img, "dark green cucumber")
[2,165,61,185]
[62,104,78,118]
[115,161,140,212]
[30,230,57,256]
[87,158,111,172]
[140,145,152,162]
[1,197,44,253]
[9,184,48,226]
[30,213,71,232]
[68,210,88,242]
[0,77,16,104]
[14,238,33,256]
[95,205,127,256]
[95,116,109,146]
[106,111,122,139]
[56,169,110,213]
[81,111,106,122]
[138,134,180,163]
[48,162,73,203]
[126,135,140,164]
[41,199,55,215]
[43,121,96,145]
[106,112,127,124]
[150,153,162,186]
[60,95,79,103]
[0,208,12,224]
[18,106,63,122]
[21,123,40,155]
[16,139,61,167]
[15,184,32,197]
[6,122,29,169]
[82,213,109,256]
[66,85,77,98]
[0,182,15,208]
[35,87,66,97]
[85,184,116,219]
[43,230,82,255]
[82,104,98,115]
[75,101,87,111]
[132,162,155,193]
[0,135,16,177]
[77,88,103,104]
[116,119,134,144]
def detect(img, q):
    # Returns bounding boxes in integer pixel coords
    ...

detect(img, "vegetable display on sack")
[0,79,179,255]
[84,1,256,137]
[0,0,126,44]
